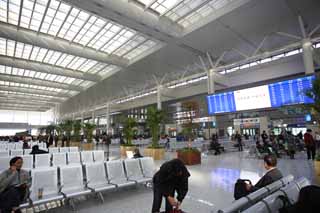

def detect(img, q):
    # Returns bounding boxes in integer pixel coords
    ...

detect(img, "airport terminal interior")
[1,0,320,212]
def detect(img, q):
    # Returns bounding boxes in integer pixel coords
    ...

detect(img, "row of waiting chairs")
[20,157,155,209]
[242,177,310,213]
[0,147,79,157]
[0,150,104,171]
[217,175,294,213]
[0,142,47,150]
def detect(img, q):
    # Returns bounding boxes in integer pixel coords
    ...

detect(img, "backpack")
[234,179,251,200]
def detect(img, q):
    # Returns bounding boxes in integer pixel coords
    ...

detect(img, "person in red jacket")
[304,129,316,160]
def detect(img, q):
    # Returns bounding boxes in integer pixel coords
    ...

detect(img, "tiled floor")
[43,144,316,213]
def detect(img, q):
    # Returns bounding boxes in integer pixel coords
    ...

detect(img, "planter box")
[314,161,320,185]
[144,148,165,160]
[81,143,94,150]
[177,150,201,165]
[120,145,137,158]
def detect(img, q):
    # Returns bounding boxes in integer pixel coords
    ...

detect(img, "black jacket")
[253,168,283,190]
[153,159,190,202]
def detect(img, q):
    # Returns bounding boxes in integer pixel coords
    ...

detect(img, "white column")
[207,70,215,94]
[157,85,162,110]
[92,111,95,124]
[81,112,84,125]
[106,103,110,133]
[302,39,315,74]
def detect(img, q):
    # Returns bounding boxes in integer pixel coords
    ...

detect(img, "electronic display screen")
[207,75,315,114]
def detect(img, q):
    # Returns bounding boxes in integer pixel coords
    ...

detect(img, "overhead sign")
[207,75,314,114]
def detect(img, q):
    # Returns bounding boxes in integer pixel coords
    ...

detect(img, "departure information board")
[207,75,315,115]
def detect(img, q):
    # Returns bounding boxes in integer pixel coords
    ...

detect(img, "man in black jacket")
[247,154,283,192]
[29,145,49,155]
[152,159,190,213]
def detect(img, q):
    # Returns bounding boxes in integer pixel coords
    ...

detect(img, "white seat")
[23,149,32,155]
[81,151,94,164]
[265,180,283,193]
[34,154,51,168]
[218,197,250,213]
[10,149,24,156]
[69,147,79,152]
[93,151,104,162]
[263,190,286,213]
[29,167,63,205]
[295,177,310,189]
[0,150,9,157]
[59,147,69,153]
[242,201,269,213]
[59,165,91,198]
[139,157,156,178]
[0,144,7,150]
[7,143,16,150]
[85,163,116,192]
[49,148,59,154]
[22,155,33,170]
[124,159,151,183]
[15,143,23,150]
[67,152,81,165]
[280,181,301,204]
[246,187,269,203]
[280,175,294,186]
[106,160,135,187]
[52,153,67,167]
[0,156,11,172]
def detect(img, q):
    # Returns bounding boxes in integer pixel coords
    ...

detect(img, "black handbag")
[234,179,252,200]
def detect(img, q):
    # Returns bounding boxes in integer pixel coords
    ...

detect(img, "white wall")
[0,110,54,125]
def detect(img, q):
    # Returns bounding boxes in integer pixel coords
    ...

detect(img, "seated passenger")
[0,156,31,213]
[29,145,48,155]
[133,148,143,159]
[246,154,283,192]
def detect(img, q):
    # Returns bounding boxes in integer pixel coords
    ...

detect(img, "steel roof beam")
[0,56,101,82]
[0,23,129,67]
[0,99,54,107]
[0,93,65,103]
[0,106,49,112]
[0,85,72,98]
[0,74,83,91]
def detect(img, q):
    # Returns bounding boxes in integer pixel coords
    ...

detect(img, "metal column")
[302,39,315,74]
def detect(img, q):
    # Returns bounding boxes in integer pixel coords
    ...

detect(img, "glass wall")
[0,110,54,125]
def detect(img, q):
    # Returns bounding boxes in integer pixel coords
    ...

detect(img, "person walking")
[304,129,316,160]
[235,131,243,151]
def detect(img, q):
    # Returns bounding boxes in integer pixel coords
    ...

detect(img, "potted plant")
[144,107,166,160]
[82,122,96,150]
[59,120,73,146]
[120,117,138,158]
[73,120,82,142]
[177,147,201,165]
[177,101,201,165]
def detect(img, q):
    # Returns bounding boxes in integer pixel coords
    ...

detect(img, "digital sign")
[207,75,315,115]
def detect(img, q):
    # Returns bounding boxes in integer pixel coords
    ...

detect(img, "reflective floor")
[49,145,316,213]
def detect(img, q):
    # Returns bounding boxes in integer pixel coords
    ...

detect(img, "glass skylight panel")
[113,35,146,57]
[0,38,5,55]
[5,66,12,74]
[0,0,7,22]
[65,77,75,84]
[100,29,135,53]
[124,40,157,60]
[2,0,159,61]
[6,40,15,57]
[8,0,20,25]
[77,60,97,72]
[66,57,87,70]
